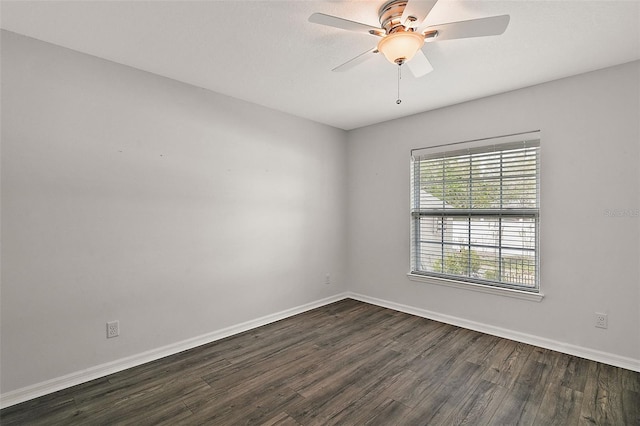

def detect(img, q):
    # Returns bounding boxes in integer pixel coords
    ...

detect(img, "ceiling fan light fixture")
[377,31,425,65]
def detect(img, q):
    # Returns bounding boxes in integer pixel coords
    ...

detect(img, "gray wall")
[1,31,348,393]
[347,60,640,362]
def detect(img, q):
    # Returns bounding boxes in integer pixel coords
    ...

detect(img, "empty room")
[1,0,639,424]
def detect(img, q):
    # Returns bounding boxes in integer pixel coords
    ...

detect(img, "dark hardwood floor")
[2,299,639,425]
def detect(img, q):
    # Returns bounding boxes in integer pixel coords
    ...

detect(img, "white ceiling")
[2,0,640,130]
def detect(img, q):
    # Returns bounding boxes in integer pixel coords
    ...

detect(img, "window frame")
[409,131,542,301]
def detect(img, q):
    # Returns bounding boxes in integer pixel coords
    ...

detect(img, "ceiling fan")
[309,0,510,78]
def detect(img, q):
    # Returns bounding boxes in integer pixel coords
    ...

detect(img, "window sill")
[406,273,544,302]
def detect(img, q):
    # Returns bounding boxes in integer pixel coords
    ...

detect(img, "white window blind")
[410,132,540,292]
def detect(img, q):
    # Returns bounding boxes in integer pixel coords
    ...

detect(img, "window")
[410,132,540,293]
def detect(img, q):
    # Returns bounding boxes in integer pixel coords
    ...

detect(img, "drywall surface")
[347,61,640,363]
[1,31,347,393]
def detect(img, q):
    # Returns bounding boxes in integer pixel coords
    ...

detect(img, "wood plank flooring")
[2,299,639,425]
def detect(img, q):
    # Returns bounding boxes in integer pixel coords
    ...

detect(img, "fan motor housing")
[379,0,411,34]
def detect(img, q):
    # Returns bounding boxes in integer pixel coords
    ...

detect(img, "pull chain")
[396,64,402,105]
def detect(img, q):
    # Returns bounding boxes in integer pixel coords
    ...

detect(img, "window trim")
[410,131,541,296]
[406,272,545,302]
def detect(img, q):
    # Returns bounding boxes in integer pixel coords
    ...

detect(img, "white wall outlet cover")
[107,321,120,338]
[595,313,608,329]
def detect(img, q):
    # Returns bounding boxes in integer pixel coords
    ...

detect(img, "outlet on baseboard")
[594,313,608,329]
[107,320,120,338]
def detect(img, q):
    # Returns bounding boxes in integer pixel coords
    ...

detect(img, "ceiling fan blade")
[309,13,383,36]
[401,0,438,27]
[332,47,378,72]
[406,50,433,77]
[425,15,510,41]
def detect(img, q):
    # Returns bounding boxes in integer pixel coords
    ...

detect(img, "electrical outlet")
[595,313,608,329]
[107,320,120,338]
[324,273,331,285]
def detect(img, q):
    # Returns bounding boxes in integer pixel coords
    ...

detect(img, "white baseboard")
[4,291,638,409]
[347,292,640,373]
[0,293,349,409]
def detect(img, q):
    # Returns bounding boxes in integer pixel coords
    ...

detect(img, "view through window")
[410,133,540,292]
